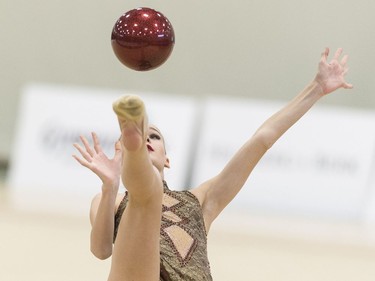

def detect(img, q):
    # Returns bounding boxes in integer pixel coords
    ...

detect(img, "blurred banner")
[191,97,375,222]
[7,86,375,223]
[6,84,198,216]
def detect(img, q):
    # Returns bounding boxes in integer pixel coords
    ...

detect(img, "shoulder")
[189,180,213,207]
[190,177,231,226]
[115,192,126,210]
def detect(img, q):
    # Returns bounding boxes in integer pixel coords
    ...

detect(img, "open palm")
[315,48,353,95]
[73,132,122,190]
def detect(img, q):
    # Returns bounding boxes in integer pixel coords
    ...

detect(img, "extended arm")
[193,48,353,231]
[73,132,122,259]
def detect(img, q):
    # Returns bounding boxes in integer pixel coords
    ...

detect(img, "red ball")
[111,7,175,71]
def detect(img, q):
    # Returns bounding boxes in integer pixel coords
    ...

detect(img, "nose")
[147,137,150,143]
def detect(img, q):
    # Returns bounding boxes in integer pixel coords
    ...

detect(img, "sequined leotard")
[113,182,213,281]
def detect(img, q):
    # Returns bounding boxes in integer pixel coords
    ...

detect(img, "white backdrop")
[7,85,375,223]
[191,97,375,221]
[7,84,198,216]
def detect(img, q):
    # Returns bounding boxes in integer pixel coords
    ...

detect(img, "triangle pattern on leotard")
[161,193,197,266]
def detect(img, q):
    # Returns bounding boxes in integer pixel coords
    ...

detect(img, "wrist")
[101,181,120,194]
[311,79,325,97]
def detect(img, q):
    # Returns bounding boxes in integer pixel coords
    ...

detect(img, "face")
[146,125,170,172]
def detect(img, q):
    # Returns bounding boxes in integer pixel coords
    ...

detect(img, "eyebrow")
[117,127,165,144]
[149,127,162,135]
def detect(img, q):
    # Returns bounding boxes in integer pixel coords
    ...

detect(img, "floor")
[1,184,375,281]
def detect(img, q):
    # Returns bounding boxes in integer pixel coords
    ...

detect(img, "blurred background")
[1,0,375,280]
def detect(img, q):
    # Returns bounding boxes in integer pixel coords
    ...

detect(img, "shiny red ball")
[111,7,175,71]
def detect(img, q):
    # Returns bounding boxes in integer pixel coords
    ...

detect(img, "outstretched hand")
[314,48,353,95]
[73,132,122,191]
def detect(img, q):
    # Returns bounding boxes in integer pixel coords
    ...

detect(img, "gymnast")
[73,47,352,281]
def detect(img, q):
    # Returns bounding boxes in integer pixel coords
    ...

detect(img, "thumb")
[343,81,354,89]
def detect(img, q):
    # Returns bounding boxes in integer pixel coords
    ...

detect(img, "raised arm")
[73,132,122,259]
[192,48,353,231]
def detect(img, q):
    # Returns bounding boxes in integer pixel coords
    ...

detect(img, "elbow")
[91,245,112,260]
[253,129,276,151]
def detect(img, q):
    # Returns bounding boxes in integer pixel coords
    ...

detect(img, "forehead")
[149,125,161,133]
[149,125,164,139]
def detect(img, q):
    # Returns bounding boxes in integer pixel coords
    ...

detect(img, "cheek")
[149,142,164,156]
[159,145,167,156]
[155,141,166,152]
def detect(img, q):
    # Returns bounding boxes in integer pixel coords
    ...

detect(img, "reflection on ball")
[111,7,175,71]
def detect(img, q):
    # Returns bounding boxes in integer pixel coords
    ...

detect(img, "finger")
[72,154,91,169]
[92,132,102,154]
[340,54,348,67]
[73,143,92,162]
[333,48,343,61]
[114,140,122,151]
[80,135,95,157]
[343,82,353,89]
[320,47,329,64]
[114,141,122,162]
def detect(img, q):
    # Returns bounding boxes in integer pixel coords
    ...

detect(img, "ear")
[164,157,170,169]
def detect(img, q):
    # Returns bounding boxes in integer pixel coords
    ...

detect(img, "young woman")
[73,48,352,281]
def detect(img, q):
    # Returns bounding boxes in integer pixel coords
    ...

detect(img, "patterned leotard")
[113,182,213,281]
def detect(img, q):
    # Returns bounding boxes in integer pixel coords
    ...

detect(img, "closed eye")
[149,133,161,140]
